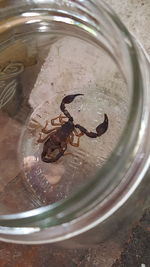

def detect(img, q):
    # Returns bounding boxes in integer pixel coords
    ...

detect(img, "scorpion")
[37,94,108,163]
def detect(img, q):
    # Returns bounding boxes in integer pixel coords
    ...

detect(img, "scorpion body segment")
[41,138,67,163]
[37,93,109,163]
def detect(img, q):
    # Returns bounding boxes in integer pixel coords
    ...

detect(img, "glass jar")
[0,0,150,247]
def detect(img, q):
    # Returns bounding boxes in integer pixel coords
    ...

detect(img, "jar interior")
[0,7,130,215]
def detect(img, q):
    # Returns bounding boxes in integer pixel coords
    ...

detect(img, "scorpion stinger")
[60,94,84,121]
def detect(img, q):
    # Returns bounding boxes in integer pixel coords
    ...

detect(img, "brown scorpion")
[37,94,108,163]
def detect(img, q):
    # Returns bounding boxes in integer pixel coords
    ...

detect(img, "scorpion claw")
[60,93,84,121]
[96,114,108,136]
[61,94,84,104]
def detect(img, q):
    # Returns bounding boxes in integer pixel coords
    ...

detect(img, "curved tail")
[75,114,108,138]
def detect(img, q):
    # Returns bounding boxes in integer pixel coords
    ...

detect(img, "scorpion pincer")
[37,94,108,163]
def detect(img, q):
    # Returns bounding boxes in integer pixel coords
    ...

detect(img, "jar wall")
[0,0,130,214]
[0,0,150,245]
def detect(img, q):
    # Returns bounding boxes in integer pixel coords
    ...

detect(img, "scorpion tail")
[60,94,84,121]
[75,114,108,138]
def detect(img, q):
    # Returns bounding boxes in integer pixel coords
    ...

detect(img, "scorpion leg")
[42,120,60,134]
[51,114,66,126]
[37,128,58,143]
[41,120,49,133]
[60,94,84,121]
[37,133,44,143]
[41,121,60,134]
[75,114,108,138]
[73,128,84,137]
[42,127,59,134]
[59,114,68,124]
[69,133,81,147]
